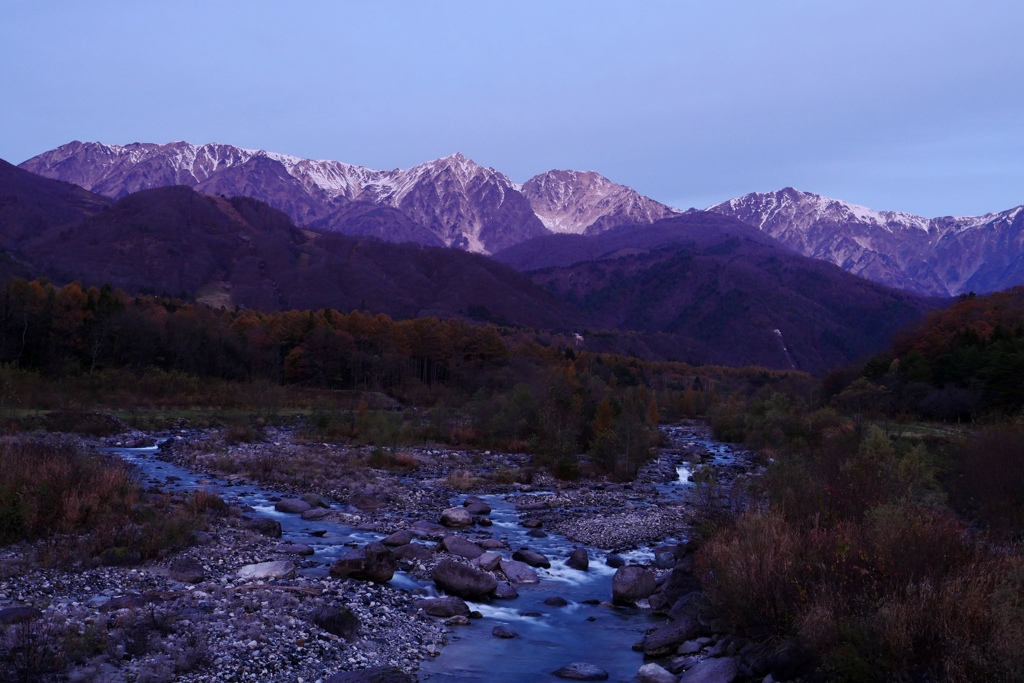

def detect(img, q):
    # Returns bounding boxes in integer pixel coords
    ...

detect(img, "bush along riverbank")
[697,393,1024,683]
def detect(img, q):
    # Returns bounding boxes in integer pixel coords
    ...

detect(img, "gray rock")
[243,517,282,538]
[476,551,503,571]
[432,559,498,600]
[478,538,505,549]
[440,507,473,528]
[544,596,569,607]
[325,666,414,683]
[411,520,448,538]
[382,529,414,546]
[492,582,520,600]
[612,566,656,605]
[444,615,471,626]
[679,657,738,683]
[678,640,703,655]
[168,557,205,584]
[566,547,589,571]
[500,559,540,584]
[237,560,296,580]
[442,535,485,559]
[492,625,518,638]
[512,547,551,568]
[311,606,360,641]
[330,542,397,583]
[553,662,610,680]
[414,596,470,618]
[392,543,433,563]
[641,616,703,657]
[274,498,312,514]
[301,492,331,508]
[606,553,624,568]
[464,496,492,515]
[301,508,334,521]
[638,663,679,683]
[274,542,315,555]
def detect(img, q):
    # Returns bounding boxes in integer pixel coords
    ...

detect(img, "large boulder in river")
[275,498,312,514]
[325,666,413,683]
[553,662,610,680]
[442,535,485,559]
[500,559,539,584]
[512,547,551,568]
[476,551,502,572]
[330,542,397,583]
[612,566,656,605]
[440,507,473,528]
[463,496,492,515]
[432,559,497,600]
[414,596,470,618]
[392,543,433,563]
[566,547,589,571]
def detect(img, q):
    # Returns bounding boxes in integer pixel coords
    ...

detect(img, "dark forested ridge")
[498,214,942,374]
[0,160,946,372]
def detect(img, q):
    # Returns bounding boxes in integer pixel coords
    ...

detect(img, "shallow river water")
[105,425,742,682]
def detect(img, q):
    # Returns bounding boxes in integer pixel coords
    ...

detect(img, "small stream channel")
[104,424,744,682]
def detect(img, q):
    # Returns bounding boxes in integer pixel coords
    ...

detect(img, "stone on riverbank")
[382,529,414,546]
[612,565,656,605]
[392,543,433,563]
[638,662,679,683]
[553,662,610,680]
[678,657,738,683]
[432,558,498,599]
[168,557,205,584]
[237,560,296,580]
[640,616,703,657]
[311,606,360,641]
[242,516,282,538]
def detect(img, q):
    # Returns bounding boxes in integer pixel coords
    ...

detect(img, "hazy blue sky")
[2,1,1022,216]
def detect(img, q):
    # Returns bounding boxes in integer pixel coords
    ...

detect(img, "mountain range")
[20,141,1022,297]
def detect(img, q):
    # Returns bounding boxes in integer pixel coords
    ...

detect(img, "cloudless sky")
[2,0,1022,216]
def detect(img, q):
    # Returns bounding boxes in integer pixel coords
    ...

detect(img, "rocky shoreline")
[0,422,797,683]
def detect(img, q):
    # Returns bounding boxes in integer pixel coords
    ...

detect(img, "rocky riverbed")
[0,422,803,683]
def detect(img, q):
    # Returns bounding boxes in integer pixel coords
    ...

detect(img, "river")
[104,423,743,682]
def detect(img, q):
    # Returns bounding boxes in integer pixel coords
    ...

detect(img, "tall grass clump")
[0,436,219,566]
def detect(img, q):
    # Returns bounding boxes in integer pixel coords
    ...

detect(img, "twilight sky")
[2,1,1022,217]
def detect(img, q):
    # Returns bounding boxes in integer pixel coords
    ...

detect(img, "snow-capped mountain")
[20,142,671,254]
[708,188,1024,296]
[521,169,679,235]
